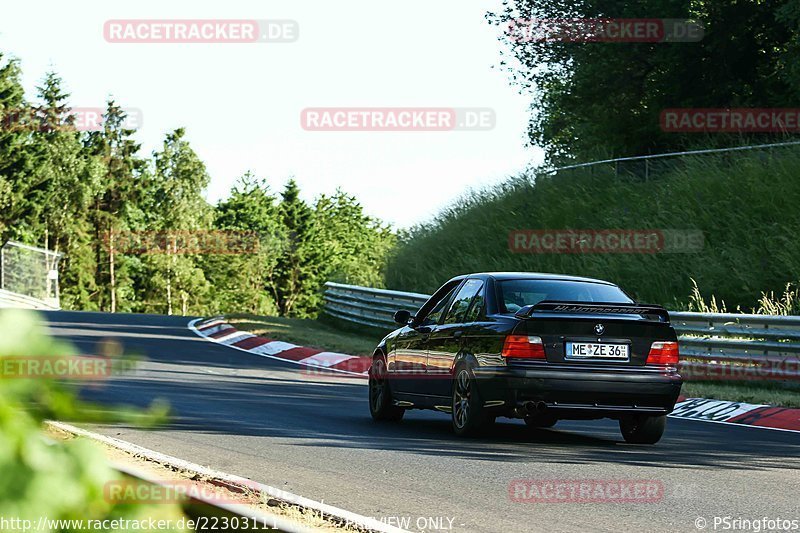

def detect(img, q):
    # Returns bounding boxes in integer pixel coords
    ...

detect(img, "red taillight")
[647,341,679,365]
[502,335,546,359]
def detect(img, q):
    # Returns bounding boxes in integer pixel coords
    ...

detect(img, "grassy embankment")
[385,149,800,311]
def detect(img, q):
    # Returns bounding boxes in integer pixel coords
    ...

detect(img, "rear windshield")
[499,279,633,314]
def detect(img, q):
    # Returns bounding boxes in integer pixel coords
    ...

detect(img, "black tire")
[524,414,558,429]
[619,414,666,444]
[369,357,404,422]
[451,365,491,436]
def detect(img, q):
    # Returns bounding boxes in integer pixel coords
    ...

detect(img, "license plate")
[566,342,629,360]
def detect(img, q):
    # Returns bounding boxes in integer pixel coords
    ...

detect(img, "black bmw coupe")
[368,272,683,443]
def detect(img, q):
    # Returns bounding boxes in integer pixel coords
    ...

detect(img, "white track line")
[47,421,408,533]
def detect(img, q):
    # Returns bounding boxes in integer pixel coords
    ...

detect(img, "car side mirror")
[393,309,412,326]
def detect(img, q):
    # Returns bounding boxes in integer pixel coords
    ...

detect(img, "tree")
[273,179,320,317]
[209,172,282,315]
[0,52,35,244]
[85,101,145,312]
[313,190,396,289]
[25,72,104,310]
[137,128,213,315]
[489,0,800,163]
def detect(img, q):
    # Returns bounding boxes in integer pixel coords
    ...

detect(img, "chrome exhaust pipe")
[518,401,548,417]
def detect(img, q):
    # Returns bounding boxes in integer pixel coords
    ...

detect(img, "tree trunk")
[109,229,116,313]
[166,237,174,316]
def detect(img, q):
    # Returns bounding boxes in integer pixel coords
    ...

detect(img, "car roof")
[448,272,617,286]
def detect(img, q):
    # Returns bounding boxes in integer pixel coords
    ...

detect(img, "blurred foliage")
[0,309,187,531]
[386,148,800,312]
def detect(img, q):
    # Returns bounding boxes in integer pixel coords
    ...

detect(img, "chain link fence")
[545,140,800,181]
[0,241,61,309]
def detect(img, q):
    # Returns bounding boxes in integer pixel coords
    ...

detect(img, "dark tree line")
[0,50,395,317]
[489,0,800,163]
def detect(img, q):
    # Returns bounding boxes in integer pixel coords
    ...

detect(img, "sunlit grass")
[386,149,800,312]
[227,313,379,356]
[683,381,800,408]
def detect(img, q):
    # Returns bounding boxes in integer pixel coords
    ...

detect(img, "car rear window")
[499,279,633,314]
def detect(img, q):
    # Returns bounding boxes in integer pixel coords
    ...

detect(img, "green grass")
[682,381,800,408]
[231,313,799,408]
[227,313,380,356]
[386,148,800,311]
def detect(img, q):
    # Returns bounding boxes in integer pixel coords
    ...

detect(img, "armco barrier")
[323,282,800,381]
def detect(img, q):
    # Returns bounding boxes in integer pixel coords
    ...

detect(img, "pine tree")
[273,179,320,317]
[26,71,103,309]
[209,172,282,315]
[139,128,213,315]
[85,100,145,312]
[0,52,35,244]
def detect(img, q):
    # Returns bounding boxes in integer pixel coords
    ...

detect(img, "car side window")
[443,279,484,325]
[420,287,457,326]
[464,291,485,323]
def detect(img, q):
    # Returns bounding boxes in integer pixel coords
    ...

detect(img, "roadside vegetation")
[0,49,394,319]
[682,381,800,409]
[0,309,186,531]
[386,148,800,312]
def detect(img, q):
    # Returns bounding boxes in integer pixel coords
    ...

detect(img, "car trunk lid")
[512,301,675,366]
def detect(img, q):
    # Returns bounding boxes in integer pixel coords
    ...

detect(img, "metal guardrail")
[323,282,800,381]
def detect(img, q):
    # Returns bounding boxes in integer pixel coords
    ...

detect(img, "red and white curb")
[188,317,371,378]
[670,397,800,434]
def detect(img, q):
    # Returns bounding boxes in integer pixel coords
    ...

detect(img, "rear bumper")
[473,363,682,418]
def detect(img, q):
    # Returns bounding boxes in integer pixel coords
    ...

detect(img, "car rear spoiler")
[515,301,671,323]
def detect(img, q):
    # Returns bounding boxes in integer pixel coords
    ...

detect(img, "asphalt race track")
[41,310,800,533]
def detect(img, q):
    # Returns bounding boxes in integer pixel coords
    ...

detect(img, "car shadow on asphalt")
[73,370,800,473]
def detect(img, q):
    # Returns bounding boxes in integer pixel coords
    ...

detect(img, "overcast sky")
[1,0,542,228]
